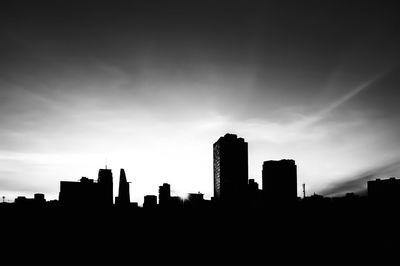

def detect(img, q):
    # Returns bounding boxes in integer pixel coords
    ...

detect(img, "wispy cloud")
[320,159,400,196]
[300,73,385,128]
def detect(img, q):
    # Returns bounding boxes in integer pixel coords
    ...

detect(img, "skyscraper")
[98,168,113,205]
[213,133,248,203]
[262,159,297,205]
[159,183,171,207]
[115,169,130,206]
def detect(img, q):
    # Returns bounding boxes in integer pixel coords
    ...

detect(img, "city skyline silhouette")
[2,1,400,259]
[1,3,400,250]
[2,132,400,210]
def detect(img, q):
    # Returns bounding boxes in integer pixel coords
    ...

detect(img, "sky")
[1,0,400,204]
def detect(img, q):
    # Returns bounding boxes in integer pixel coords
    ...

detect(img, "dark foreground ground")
[1,202,399,264]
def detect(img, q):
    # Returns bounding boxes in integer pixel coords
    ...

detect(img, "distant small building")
[14,196,27,204]
[14,193,46,207]
[188,193,204,202]
[34,193,46,204]
[247,179,262,207]
[248,179,259,192]
[368,177,400,202]
[143,195,157,209]
[301,193,331,210]
[169,196,183,208]
[185,193,205,208]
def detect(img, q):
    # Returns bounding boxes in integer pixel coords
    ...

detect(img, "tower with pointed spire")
[115,168,130,206]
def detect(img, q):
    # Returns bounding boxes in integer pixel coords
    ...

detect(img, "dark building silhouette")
[188,193,204,202]
[14,196,28,205]
[248,179,259,194]
[185,193,205,209]
[302,193,331,209]
[169,196,183,208]
[14,193,46,207]
[59,169,113,206]
[34,193,46,204]
[247,179,262,207]
[213,133,248,203]
[143,195,157,209]
[98,168,113,205]
[59,177,99,206]
[115,169,130,206]
[368,177,400,203]
[262,159,297,205]
[159,183,171,207]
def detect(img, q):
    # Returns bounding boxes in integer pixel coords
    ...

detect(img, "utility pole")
[302,183,306,199]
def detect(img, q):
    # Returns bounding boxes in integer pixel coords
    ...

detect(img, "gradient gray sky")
[1,0,400,204]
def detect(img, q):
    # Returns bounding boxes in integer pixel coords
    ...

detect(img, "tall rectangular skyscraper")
[98,168,113,205]
[262,159,297,204]
[159,183,171,207]
[213,133,248,202]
